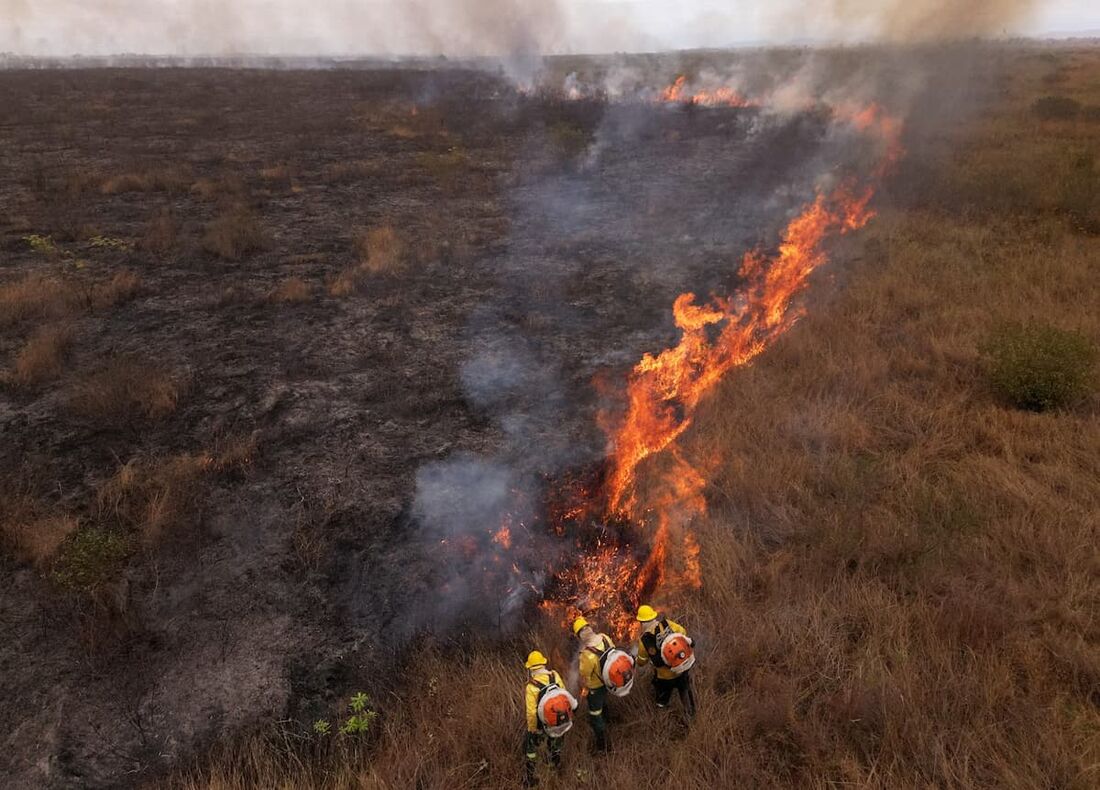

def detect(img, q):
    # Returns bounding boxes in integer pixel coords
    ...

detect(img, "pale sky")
[1,1,1098,57]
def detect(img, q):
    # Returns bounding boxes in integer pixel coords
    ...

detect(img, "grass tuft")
[66,356,183,422]
[982,323,1096,411]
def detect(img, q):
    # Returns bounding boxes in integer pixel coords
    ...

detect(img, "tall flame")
[561,103,905,633]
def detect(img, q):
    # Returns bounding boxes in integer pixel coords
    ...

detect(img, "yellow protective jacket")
[578,634,615,690]
[525,668,564,733]
[636,618,686,681]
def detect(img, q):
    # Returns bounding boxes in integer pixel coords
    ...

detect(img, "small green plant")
[24,234,58,255]
[51,527,130,591]
[982,323,1096,411]
[312,719,331,736]
[90,235,134,253]
[338,692,377,737]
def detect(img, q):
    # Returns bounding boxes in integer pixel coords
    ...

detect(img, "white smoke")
[0,1,1048,58]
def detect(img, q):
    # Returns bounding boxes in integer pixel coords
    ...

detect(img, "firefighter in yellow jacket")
[523,650,575,786]
[573,616,614,751]
[635,605,697,718]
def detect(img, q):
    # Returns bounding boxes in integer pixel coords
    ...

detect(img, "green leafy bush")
[51,527,129,591]
[1031,96,1081,121]
[983,323,1096,411]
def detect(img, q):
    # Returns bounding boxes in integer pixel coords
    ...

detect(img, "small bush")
[269,277,312,304]
[52,527,130,592]
[983,323,1096,411]
[24,233,59,256]
[12,323,75,386]
[66,356,182,422]
[1031,96,1081,121]
[203,205,267,261]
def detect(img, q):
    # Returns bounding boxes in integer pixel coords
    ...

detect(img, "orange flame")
[554,104,906,632]
[660,75,757,109]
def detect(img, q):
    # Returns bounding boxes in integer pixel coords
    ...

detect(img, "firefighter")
[523,650,576,787]
[573,616,615,752]
[635,604,697,718]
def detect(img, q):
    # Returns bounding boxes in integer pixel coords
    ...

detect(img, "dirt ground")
[2,46,1094,789]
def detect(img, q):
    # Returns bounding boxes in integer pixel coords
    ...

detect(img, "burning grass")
[173,47,1100,790]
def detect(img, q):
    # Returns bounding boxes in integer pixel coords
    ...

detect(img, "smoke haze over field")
[2,0,1094,57]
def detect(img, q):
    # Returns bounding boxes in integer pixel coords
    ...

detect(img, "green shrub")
[1031,96,1081,121]
[982,323,1096,411]
[51,527,130,591]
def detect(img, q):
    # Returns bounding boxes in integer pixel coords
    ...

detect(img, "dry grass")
[66,356,183,422]
[356,225,405,275]
[96,435,256,546]
[175,51,1100,790]
[0,491,79,569]
[0,269,139,330]
[101,166,191,195]
[269,276,312,304]
[11,323,75,386]
[203,205,267,261]
[0,273,80,328]
[328,225,407,296]
[92,270,141,309]
[142,209,180,255]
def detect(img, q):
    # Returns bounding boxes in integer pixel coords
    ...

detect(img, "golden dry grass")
[203,205,267,260]
[66,356,183,422]
[0,269,139,331]
[329,225,407,296]
[0,490,79,569]
[95,435,256,546]
[101,166,191,195]
[11,323,75,385]
[269,276,313,304]
[356,225,405,274]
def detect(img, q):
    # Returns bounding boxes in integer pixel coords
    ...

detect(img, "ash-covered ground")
[0,51,997,788]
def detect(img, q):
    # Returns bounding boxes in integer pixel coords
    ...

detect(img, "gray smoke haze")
[765,0,1039,42]
[0,1,1047,58]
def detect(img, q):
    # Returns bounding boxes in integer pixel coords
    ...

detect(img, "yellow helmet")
[571,616,589,636]
[636,605,659,622]
[525,650,548,670]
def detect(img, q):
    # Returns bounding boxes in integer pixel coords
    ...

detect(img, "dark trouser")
[524,731,563,784]
[654,670,695,718]
[585,686,609,750]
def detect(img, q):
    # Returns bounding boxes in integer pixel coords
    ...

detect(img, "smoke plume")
[0,1,1046,58]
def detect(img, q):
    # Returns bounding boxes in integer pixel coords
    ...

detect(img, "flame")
[424,85,905,640]
[551,103,905,634]
[493,524,512,550]
[660,75,757,109]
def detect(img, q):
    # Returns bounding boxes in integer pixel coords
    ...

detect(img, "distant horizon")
[3,2,1100,59]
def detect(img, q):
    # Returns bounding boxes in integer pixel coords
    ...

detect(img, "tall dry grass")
[65,356,183,422]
